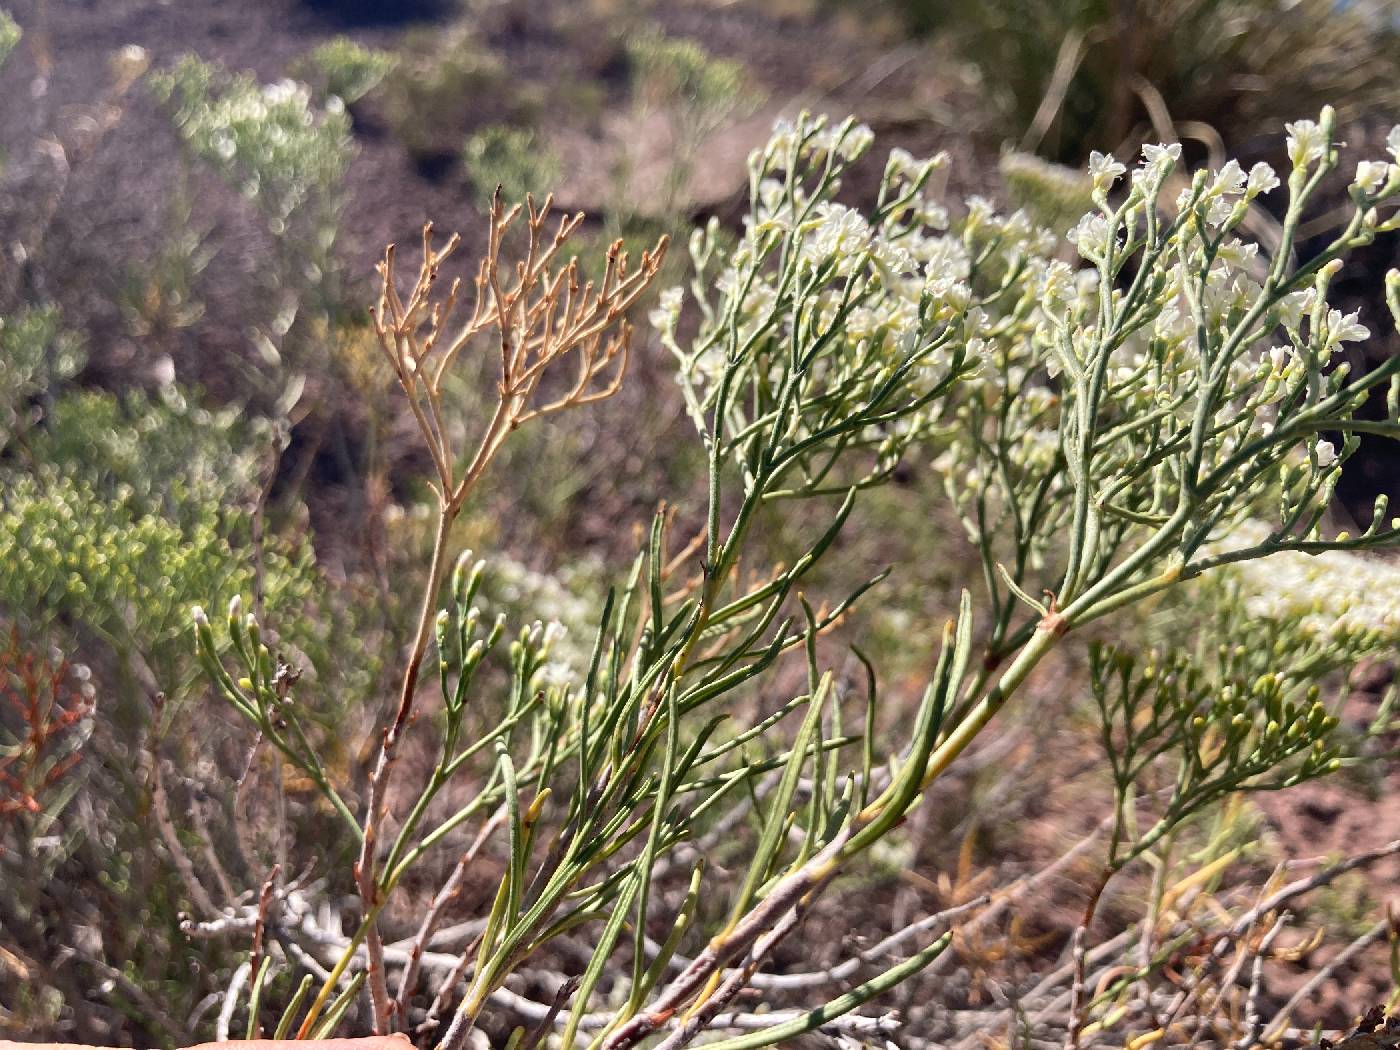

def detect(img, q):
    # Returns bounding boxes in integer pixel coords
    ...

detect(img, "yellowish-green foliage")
[626,27,751,134]
[461,124,560,207]
[150,56,352,225]
[0,306,85,448]
[293,36,395,106]
[0,472,317,665]
[30,386,265,513]
[998,148,1095,240]
[0,376,324,704]
[0,300,326,704]
[380,27,510,161]
[0,9,19,70]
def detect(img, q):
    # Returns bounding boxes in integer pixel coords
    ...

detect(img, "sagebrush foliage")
[150,57,352,227]
[292,36,396,107]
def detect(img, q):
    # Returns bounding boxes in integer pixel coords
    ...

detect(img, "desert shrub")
[461,125,560,208]
[0,305,85,447]
[380,28,516,164]
[0,448,321,713]
[29,386,267,513]
[150,57,351,229]
[115,177,214,352]
[0,9,19,70]
[894,0,1400,163]
[178,109,1400,1048]
[626,27,754,150]
[0,313,357,1039]
[293,36,396,106]
[0,627,99,1034]
[616,28,760,223]
[150,56,353,407]
[0,326,312,666]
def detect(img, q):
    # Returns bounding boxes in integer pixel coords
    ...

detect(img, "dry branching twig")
[350,194,665,1034]
[370,191,668,514]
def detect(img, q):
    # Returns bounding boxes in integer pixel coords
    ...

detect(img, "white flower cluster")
[481,552,603,683]
[661,112,1029,497]
[674,114,984,421]
[664,111,1400,591]
[1222,522,1400,649]
[762,115,875,167]
[152,56,353,222]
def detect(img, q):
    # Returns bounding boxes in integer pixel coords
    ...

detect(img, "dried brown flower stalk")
[370,191,667,514]
[347,194,666,1034]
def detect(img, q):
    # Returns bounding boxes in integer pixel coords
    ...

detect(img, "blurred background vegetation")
[0,0,1397,1044]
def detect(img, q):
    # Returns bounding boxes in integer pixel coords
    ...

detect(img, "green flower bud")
[451,549,475,602]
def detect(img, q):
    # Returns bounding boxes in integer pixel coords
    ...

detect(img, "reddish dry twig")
[393,808,506,1020]
[246,863,282,1039]
[0,628,93,835]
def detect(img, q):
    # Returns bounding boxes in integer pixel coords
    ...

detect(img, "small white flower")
[870,234,915,278]
[913,198,950,230]
[1203,196,1234,227]
[1215,239,1258,268]
[213,131,236,161]
[649,286,685,334]
[1038,260,1073,301]
[965,196,996,229]
[1141,142,1182,169]
[1275,288,1317,329]
[767,117,798,157]
[542,621,567,651]
[262,78,301,105]
[1314,440,1337,468]
[1152,303,1182,339]
[810,121,873,162]
[1088,150,1125,191]
[1001,209,1032,240]
[924,276,970,311]
[801,201,873,274]
[839,122,875,160]
[1246,162,1279,197]
[537,662,574,689]
[1066,213,1112,259]
[757,178,784,212]
[1285,119,1327,168]
[1210,159,1247,197]
[918,236,970,281]
[1354,160,1389,194]
[1326,308,1369,346]
[886,147,919,180]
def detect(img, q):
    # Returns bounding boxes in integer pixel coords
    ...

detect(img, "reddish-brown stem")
[355,506,456,1032]
[1064,866,1114,1050]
